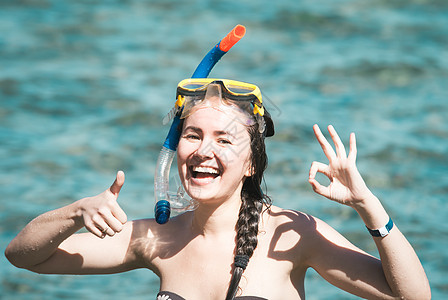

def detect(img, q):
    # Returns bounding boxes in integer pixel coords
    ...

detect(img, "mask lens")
[225,84,255,94]
[180,95,204,119]
[183,83,207,90]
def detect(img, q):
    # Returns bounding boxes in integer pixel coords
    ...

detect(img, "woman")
[5,79,430,299]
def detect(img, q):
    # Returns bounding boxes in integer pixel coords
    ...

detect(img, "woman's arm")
[4,171,138,274]
[307,124,430,300]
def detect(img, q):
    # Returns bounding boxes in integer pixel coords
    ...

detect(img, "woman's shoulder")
[264,206,344,238]
[261,205,346,249]
[124,215,192,272]
[257,206,324,267]
[263,206,359,253]
[129,215,188,247]
[263,205,318,232]
[260,206,352,267]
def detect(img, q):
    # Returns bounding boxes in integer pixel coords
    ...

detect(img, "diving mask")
[163,78,274,137]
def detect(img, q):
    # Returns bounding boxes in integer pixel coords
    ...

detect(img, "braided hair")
[225,124,271,300]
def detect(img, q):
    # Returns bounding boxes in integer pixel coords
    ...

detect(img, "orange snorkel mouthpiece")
[219,24,246,52]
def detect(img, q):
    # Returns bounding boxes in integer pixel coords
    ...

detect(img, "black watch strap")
[366,217,394,237]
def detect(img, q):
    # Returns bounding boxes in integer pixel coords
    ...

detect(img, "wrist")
[366,217,394,238]
[69,199,87,227]
[350,190,382,212]
[352,195,390,230]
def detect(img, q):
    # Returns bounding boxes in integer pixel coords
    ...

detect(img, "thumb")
[110,170,125,195]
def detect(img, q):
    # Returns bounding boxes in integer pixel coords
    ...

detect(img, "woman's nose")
[196,139,215,159]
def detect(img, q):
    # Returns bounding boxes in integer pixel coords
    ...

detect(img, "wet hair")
[225,123,271,300]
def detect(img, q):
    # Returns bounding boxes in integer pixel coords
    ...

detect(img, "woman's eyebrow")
[183,126,202,133]
[183,126,237,139]
[214,130,237,139]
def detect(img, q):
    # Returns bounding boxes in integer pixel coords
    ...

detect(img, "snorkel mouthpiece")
[154,25,246,224]
[154,200,170,224]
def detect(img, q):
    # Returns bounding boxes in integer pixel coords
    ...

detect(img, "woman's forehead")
[183,106,251,137]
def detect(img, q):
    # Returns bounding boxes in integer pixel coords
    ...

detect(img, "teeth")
[193,166,219,174]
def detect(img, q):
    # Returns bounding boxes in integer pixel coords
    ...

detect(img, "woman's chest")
[152,236,299,296]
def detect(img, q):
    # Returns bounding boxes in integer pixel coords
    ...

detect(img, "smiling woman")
[173,82,274,299]
[177,101,253,199]
[4,27,431,300]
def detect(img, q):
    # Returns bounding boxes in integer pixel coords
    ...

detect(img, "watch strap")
[366,217,394,238]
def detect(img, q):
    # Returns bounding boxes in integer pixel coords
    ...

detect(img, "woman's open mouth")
[190,166,221,183]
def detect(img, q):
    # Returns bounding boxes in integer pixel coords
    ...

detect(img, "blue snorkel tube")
[154,25,247,224]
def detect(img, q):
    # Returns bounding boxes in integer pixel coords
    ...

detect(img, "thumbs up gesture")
[78,171,128,238]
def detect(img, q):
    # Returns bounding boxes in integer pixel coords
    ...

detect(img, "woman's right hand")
[77,170,128,238]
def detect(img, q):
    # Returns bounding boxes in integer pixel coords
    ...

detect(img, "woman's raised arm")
[5,171,138,274]
[307,124,430,300]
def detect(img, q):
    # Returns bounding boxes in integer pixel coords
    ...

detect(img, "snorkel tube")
[154,25,246,224]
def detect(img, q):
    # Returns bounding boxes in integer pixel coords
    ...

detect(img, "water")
[1,0,447,299]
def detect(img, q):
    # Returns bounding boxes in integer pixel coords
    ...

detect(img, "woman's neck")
[190,193,242,237]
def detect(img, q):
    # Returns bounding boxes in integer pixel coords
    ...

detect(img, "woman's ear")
[244,164,255,177]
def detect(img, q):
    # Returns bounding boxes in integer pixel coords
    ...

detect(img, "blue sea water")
[1,0,447,299]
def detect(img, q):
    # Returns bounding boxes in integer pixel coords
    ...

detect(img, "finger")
[308,177,330,198]
[309,161,331,198]
[309,161,331,180]
[85,220,105,238]
[348,132,357,161]
[110,170,125,195]
[313,124,337,161]
[92,215,116,237]
[111,203,128,224]
[328,125,347,158]
[100,226,115,238]
[98,209,125,233]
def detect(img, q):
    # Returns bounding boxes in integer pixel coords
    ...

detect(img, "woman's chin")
[182,174,243,204]
[184,187,218,203]
[184,183,224,204]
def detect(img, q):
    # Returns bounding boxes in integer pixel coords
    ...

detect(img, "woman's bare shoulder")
[263,205,319,233]
[263,206,350,243]
[128,214,192,265]
[258,206,323,267]
[130,213,191,237]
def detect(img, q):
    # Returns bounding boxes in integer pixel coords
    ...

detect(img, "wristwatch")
[366,217,394,238]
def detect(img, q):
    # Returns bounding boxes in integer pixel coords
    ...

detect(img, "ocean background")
[1,0,447,299]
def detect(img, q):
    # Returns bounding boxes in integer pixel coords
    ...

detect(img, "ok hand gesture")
[309,125,373,207]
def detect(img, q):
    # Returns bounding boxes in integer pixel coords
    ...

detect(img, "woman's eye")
[218,139,232,145]
[184,134,200,140]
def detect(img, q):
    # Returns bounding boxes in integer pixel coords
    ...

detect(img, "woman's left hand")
[308,124,373,207]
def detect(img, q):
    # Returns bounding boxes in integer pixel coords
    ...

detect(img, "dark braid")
[225,125,271,300]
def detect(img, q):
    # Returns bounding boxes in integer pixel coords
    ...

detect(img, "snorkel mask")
[154,25,274,224]
[164,78,274,137]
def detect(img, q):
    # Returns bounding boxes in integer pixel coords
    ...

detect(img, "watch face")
[378,227,389,237]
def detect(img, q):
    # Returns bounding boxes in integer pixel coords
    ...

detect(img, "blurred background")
[1,0,447,299]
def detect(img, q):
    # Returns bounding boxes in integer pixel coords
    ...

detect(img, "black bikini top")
[157,291,268,300]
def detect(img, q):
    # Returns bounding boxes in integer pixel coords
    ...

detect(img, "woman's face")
[177,100,253,204]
